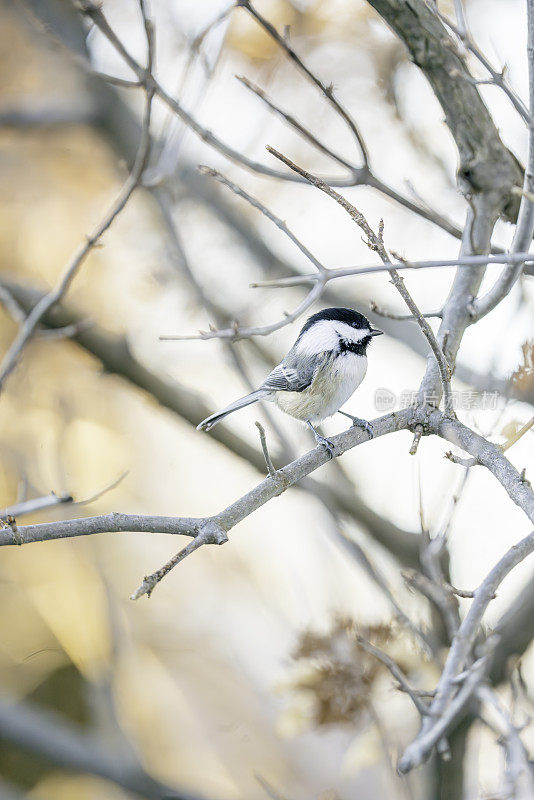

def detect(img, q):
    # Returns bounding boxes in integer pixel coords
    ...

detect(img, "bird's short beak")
[370,328,384,337]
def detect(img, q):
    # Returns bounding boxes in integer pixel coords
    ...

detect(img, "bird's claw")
[351,417,374,439]
[315,434,335,459]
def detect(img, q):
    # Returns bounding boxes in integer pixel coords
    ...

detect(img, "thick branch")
[366,0,523,220]
[0,694,205,800]
[398,519,534,772]
[469,0,534,320]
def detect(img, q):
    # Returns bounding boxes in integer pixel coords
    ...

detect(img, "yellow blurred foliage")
[29,773,130,800]
[113,646,240,795]
[227,0,298,60]
[61,418,130,500]
[341,726,382,776]
[5,543,111,681]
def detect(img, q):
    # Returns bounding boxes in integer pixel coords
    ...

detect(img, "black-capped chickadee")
[197,307,383,457]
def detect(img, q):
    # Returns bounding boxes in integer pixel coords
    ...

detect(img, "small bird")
[197,307,383,457]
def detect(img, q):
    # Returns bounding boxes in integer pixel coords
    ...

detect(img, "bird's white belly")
[274,353,367,423]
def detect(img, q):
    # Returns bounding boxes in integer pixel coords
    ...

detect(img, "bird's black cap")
[298,307,373,339]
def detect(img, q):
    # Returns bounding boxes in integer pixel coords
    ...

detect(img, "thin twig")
[354,634,429,716]
[236,75,357,174]
[198,167,326,272]
[432,6,532,125]
[75,471,129,506]
[445,451,478,468]
[159,165,327,341]
[501,417,534,452]
[370,301,441,321]
[335,527,435,655]
[251,252,534,288]
[255,422,277,478]
[160,280,325,341]
[236,0,369,167]
[2,493,73,519]
[130,520,229,599]
[409,425,424,456]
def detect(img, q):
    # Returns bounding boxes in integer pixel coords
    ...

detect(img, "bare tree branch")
[236,0,369,168]
[468,0,534,320]
[75,0,358,187]
[3,404,532,608]
[0,278,421,566]
[354,634,430,716]
[251,252,534,288]
[236,74,357,174]
[0,3,156,389]
[2,493,73,519]
[0,693,208,800]
[478,684,534,798]
[432,5,532,126]
[398,517,534,773]
[160,166,327,341]
[366,0,523,225]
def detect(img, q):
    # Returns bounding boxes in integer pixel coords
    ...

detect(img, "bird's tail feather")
[197,389,269,432]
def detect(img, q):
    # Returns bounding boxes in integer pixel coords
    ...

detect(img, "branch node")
[444,450,478,468]
[520,468,532,488]
[2,515,23,545]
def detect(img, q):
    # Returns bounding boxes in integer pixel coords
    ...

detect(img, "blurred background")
[0,0,533,798]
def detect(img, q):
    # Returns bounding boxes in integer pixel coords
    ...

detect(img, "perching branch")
[4,406,534,607]
[0,277,421,567]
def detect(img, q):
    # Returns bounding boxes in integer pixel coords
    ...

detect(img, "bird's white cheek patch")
[295,321,340,355]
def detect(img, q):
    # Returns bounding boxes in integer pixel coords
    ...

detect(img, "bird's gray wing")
[260,352,322,393]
